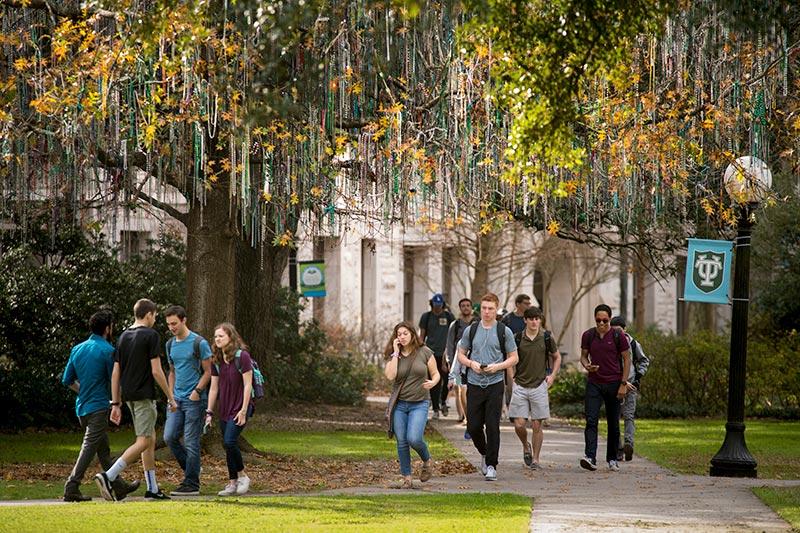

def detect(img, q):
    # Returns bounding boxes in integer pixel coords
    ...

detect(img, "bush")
[549,365,586,405]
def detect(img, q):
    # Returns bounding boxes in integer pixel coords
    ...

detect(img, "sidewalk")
[337,398,798,532]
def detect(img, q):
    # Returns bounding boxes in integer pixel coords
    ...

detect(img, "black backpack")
[514,329,556,373]
[463,321,508,380]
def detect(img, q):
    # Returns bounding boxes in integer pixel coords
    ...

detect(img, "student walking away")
[205,323,254,496]
[62,309,140,502]
[508,307,561,470]
[501,294,532,335]
[163,305,213,496]
[457,293,518,481]
[384,321,440,489]
[610,316,650,462]
[418,293,454,419]
[95,299,177,501]
[446,298,475,431]
[579,304,635,473]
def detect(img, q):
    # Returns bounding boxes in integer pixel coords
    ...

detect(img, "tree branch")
[0,0,116,19]
[133,190,188,225]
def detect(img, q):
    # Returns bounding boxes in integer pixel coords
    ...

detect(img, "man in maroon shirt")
[579,304,635,472]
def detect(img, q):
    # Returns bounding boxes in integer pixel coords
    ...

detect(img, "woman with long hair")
[384,321,440,489]
[205,323,253,496]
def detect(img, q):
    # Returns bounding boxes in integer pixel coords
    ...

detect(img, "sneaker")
[608,460,620,472]
[218,481,238,496]
[479,455,488,475]
[579,456,597,471]
[63,491,91,502]
[236,475,250,495]
[170,485,200,496]
[463,430,471,440]
[485,465,497,481]
[523,448,533,467]
[112,479,140,501]
[530,462,541,470]
[94,472,116,501]
[441,405,449,417]
[420,461,432,482]
[624,442,634,461]
[617,449,625,462]
[432,411,440,420]
[144,490,171,500]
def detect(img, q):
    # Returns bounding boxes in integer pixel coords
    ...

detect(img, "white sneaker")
[485,465,497,481]
[608,460,620,472]
[217,481,237,496]
[236,475,250,495]
[479,455,487,475]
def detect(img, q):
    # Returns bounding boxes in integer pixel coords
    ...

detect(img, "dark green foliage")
[549,365,586,405]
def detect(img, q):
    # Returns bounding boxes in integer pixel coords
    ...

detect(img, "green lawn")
[0,494,532,532]
[246,429,462,460]
[753,487,800,530]
[633,419,800,478]
[0,430,135,464]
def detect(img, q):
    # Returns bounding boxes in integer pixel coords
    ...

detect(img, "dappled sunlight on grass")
[753,487,800,529]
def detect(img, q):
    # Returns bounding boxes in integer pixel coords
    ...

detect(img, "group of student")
[385,292,649,485]
[61,299,256,501]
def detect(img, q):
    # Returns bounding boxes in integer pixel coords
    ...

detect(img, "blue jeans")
[392,400,431,476]
[584,381,622,463]
[164,398,205,489]
[219,418,247,480]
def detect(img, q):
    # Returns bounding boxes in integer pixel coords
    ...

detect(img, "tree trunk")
[633,254,646,331]
[471,232,490,301]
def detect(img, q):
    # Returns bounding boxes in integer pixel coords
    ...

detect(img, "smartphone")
[479,363,487,369]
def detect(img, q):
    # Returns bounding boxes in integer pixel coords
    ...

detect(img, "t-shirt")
[396,346,434,402]
[62,334,114,417]
[457,322,517,388]
[501,312,526,335]
[515,330,557,389]
[115,326,161,401]
[167,331,212,400]
[211,350,254,421]
[419,310,455,357]
[581,327,631,384]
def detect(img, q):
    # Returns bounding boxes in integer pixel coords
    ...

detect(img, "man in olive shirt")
[508,307,561,469]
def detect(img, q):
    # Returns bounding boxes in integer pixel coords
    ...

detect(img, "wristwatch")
[194,388,203,395]
[110,401,120,406]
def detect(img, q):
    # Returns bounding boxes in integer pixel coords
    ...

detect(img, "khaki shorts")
[508,380,550,420]
[127,399,157,437]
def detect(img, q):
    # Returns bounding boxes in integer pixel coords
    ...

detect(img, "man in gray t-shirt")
[419,293,455,418]
[457,293,518,482]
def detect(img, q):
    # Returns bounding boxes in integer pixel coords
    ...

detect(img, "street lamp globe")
[723,156,772,204]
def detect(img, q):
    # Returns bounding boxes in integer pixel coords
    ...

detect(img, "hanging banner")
[298,261,326,297]
[684,238,733,304]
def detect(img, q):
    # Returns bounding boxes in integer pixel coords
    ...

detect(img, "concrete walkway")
[333,398,799,532]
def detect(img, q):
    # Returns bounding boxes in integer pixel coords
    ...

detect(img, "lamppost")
[709,156,772,478]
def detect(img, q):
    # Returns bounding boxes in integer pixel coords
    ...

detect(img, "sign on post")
[684,238,733,304]
[298,261,326,297]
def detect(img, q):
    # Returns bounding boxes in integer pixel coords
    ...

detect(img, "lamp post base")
[709,422,757,478]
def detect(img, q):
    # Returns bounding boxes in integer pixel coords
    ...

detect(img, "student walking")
[95,299,177,501]
[508,306,561,470]
[419,293,454,418]
[205,323,254,496]
[501,294,532,335]
[610,316,650,461]
[446,298,475,435]
[457,293,518,481]
[163,305,213,496]
[384,321,440,489]
[579,304,635,472]
[62,309,139,502]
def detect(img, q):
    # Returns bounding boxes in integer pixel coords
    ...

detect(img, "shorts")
[508,380,550,420]
[127,399,157,436]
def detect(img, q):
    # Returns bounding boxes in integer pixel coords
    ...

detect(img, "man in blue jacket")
[62,309,139,502]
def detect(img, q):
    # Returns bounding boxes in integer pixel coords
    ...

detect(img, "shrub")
[549,364,586,405]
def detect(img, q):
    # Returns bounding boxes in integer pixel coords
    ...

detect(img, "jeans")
[466,381,504,467]
[392,400,431,476]
[65,409,112,493]
[619,389,638,447]
[584,381,622,463]
[164,398,205,489]
[219,418,247,480]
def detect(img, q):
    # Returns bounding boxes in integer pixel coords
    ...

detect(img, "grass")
[753,487,800,530]
[246,429,462,460]
[0,493,532,532]
[0,430,135,464]
[633,419,800,478]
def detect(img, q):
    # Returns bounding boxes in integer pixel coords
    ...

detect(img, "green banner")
[298,261,326,297]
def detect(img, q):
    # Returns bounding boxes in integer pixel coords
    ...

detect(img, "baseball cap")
[431,293,444,305]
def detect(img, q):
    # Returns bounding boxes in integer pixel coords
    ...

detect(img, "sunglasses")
[595,318,609,324]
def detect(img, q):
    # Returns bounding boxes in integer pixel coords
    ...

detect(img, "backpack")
[513,329,556,373]
[166,335,204,376]
[215,349,265,400]
[587,327,624,373]
[463,321,508,380]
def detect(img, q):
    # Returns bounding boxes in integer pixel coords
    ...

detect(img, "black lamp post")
[709,156,771,478]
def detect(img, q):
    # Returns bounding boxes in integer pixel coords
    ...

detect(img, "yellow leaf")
[546,220,560,235]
